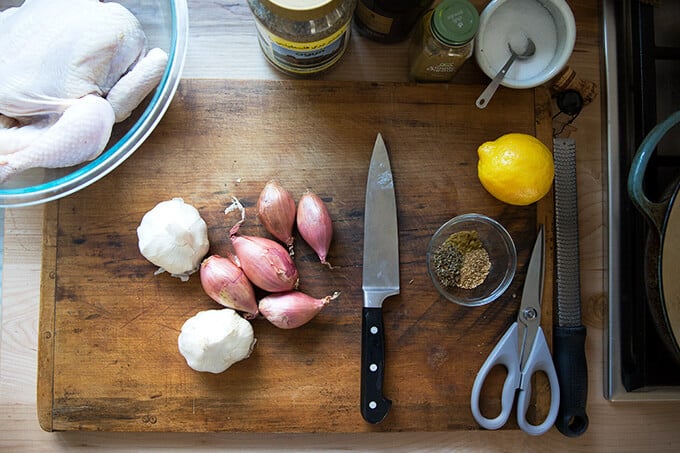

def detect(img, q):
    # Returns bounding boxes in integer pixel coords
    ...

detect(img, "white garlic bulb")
[178,308,256,373]
[137,198,210,281]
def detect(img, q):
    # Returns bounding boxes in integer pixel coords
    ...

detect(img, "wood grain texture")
[5,0,680,450]
[37,80,549,432]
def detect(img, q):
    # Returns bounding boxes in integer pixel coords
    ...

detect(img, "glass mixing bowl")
[0,0,189,207]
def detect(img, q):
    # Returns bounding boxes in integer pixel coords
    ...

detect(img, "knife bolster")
[363,288,399,308]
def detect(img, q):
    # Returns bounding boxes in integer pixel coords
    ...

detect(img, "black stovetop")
[610,0,680,396]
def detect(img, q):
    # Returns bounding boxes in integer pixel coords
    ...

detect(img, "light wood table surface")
[2,0,680,451]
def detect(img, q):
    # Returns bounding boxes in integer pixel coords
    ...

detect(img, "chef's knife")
[553,137,589,437]
[361,133,399,424]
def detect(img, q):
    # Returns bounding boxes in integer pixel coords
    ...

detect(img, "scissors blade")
[517,226,545,370]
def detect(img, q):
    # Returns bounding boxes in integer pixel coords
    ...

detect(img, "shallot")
[200,255,258,319]
[296,190,333,267]
[259,290,340,329]
[229,222,299,293]
[257,180,296,249]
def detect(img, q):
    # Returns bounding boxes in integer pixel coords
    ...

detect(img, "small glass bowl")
[427,213,517,307]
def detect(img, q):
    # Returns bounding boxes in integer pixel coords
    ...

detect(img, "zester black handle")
[360,307,391,424]
[553,325,589,437]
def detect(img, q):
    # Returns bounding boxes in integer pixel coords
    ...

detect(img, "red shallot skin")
[229,223,299,293]
[257,180,296,247]
[259,290,338,329]
[296,190,333,266]
[200,255,258,319]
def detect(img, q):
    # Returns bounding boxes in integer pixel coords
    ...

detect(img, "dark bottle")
[354,0,435,43]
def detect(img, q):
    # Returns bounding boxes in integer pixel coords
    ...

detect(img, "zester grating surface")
[553,138,582,327]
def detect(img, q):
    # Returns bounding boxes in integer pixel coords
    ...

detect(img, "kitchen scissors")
[470,226,560,436]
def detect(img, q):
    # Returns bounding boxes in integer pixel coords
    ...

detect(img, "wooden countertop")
[2,0,680,450]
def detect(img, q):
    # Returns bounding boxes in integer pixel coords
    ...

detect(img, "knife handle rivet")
[370,326,378,334]
[369,363,378,372]
[369,401,377,409]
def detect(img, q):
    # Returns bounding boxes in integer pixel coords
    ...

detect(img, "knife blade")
[553,137,589,437]
[361,133,399,424]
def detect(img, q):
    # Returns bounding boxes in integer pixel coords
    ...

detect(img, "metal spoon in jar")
[476,37,536,109]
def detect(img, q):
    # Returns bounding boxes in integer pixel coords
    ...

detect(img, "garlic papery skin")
[257,180,296,249]
[178,309,256,374]
[229,222,299,293]
[259,290,340,329]
[137,198,210,281]
[200,255,258,319]
[296,190,333,267]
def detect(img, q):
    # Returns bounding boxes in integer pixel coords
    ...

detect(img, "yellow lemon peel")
[477,133,554,206]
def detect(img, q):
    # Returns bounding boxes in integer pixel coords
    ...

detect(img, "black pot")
[628,110,680,362]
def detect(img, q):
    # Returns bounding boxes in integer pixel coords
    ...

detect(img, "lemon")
[477,133,554,206]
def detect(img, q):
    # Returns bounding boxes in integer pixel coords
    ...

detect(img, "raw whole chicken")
[0,0,168,183]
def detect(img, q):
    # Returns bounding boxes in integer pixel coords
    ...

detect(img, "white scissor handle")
[516,326,561,436]
[470,322,521,430]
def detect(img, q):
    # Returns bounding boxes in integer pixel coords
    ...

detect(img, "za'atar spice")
[408,0,479,82]
[432,229,491,290]
[457,247,491,289]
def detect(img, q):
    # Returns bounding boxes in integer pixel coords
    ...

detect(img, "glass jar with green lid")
[247,0,357,77]
[408,0,479,82]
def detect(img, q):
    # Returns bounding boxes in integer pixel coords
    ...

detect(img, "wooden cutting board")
[38,79,554,432]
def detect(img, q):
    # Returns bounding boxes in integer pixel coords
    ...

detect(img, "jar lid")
[431,0,479,46]
[260,0,340,21]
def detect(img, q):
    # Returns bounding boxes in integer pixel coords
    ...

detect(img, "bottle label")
[355,1,393,35]
[254,19,351,75]
[426,62,457,73]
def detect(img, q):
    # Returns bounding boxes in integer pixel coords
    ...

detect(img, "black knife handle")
[361,307,392,424]
[553,325,589,437]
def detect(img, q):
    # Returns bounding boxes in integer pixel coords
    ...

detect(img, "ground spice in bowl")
[432,230,491,290]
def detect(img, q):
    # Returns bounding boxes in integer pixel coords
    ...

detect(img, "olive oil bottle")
[354,0,434,43]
